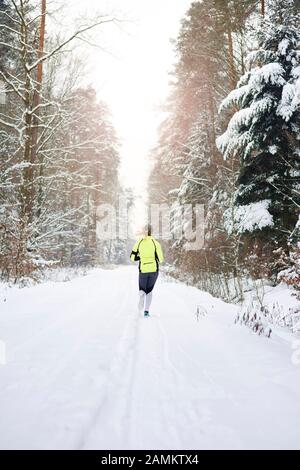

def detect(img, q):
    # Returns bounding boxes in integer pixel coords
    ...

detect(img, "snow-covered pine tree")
[217,0,300,270]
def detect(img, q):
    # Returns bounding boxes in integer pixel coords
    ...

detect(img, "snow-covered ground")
[0,266,299,450]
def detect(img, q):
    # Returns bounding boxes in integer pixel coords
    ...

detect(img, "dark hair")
[142,223,152,236]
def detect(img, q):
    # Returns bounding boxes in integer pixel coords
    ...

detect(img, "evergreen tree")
[217,0,300,262]
[148,0,261,295]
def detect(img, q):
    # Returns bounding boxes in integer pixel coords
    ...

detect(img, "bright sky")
[52,0,191,224]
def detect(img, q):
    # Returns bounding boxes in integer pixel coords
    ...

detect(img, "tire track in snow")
[124,307,193,449]
[77,278,141,449]
[112,277,194,449]
[156,313,205,447]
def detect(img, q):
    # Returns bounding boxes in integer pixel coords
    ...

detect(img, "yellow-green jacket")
[130,236,164,273]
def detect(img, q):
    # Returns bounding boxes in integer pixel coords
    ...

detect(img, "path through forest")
[0,267,299,450]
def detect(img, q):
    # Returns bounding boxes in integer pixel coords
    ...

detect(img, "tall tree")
[0,2,120,280]
[217,0,300,272]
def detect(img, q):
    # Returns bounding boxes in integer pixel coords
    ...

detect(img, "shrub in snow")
[195,305,207,321]
[278,247,300,301]
[277,216,300,301]
[266,301,300,333]
[235,300,272,337]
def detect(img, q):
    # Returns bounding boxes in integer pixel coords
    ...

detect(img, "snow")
[0,266,300,450]
[278,38,290,56]
[262,282,300,333]
[249,63,286,88]
[268,144,278,154]
[224,200,274,235]
[217,53,300,158]
[277,80,300,121]
[217,95,275,159]
[292,65,300,79]
[218,84,249,112]
[238,277,300,335]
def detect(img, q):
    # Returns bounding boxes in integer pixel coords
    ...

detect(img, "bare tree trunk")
[223,2,236,89]
[20,2,34,223]
[207,86,219,165]
[32,0,46,160]
[34,0,47,218]
[227,26,236,89]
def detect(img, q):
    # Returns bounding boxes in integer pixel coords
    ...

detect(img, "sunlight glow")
[58,0,192,228]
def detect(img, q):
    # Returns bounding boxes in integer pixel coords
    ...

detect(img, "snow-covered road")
[0,266,299,450]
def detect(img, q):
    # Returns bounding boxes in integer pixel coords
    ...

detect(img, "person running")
[130,224,164,317]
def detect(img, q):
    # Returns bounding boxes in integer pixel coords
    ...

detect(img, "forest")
[0,0,299,300]
[149,0,300,303]
[0,0,125,282]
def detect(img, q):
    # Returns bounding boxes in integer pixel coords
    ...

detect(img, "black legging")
[139,271,159,294]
